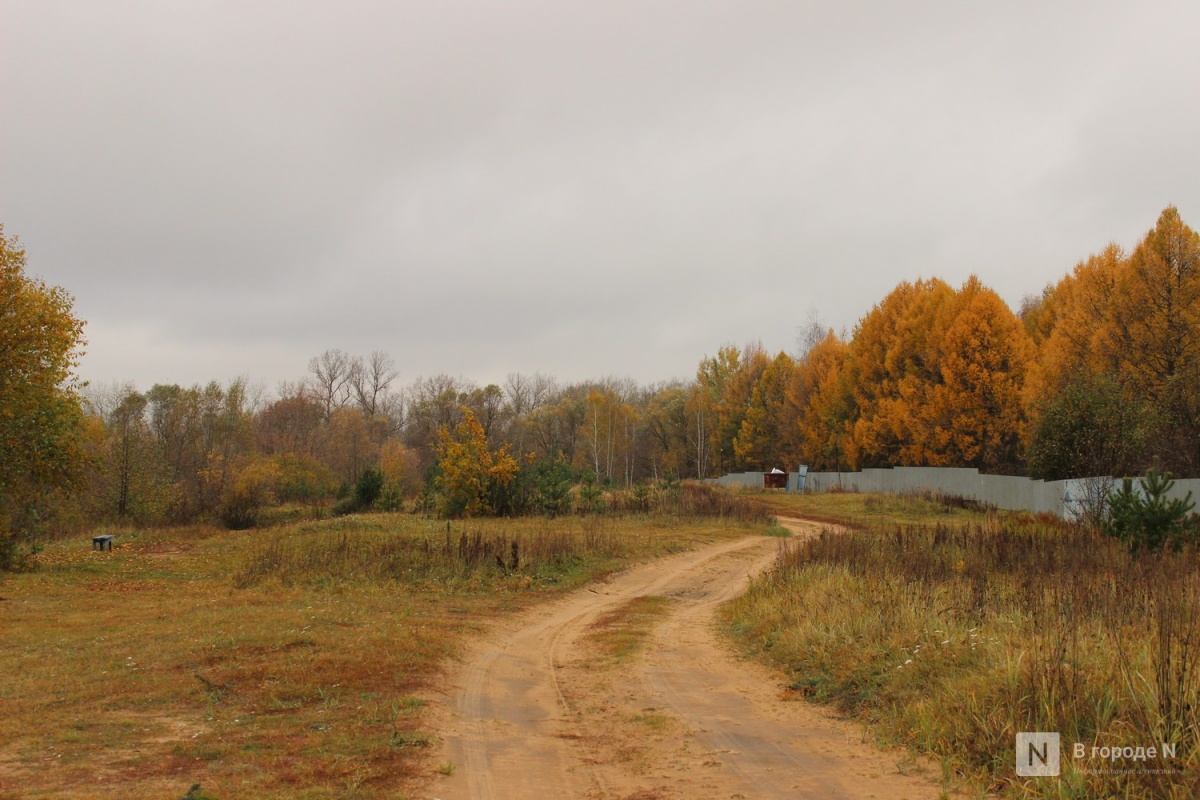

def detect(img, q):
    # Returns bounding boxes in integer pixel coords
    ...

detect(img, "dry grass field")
[0,511,760,800]
[723,491,1200,798]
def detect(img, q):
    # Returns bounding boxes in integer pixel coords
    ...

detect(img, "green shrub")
[376,482,405,513]
[0,531,34,572]
[1104,464,1196,554]
[331,497,358,517]
[332,468,387,517]
[532,456,575,516]
[354,468,385,509]
[576,473,604,514]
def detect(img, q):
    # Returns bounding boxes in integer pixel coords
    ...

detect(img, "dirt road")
[428,520,941,799]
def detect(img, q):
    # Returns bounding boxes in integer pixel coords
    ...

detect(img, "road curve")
[429,523,941,799]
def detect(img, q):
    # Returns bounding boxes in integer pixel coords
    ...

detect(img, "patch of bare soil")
[424,524,942,799]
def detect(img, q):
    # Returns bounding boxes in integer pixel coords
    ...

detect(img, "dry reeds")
[234,516,627,589]
[726,515,1200,797]
[604,481,772,524]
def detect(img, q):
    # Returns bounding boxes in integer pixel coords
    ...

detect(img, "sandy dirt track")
[426,520,941,799]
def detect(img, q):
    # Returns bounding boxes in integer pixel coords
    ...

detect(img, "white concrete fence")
[709,466,1200,519]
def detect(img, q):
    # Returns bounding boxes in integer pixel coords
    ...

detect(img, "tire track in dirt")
[430,522,941,799]
[436,538,763,799]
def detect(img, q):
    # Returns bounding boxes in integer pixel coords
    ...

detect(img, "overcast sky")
[3,1,1199,395]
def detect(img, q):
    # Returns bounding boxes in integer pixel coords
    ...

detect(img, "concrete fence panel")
[708,467,1198,519]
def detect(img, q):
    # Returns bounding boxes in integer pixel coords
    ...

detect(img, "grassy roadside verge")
[720,493,1200,798]
[749,487,987,530]
[0,510,767,800]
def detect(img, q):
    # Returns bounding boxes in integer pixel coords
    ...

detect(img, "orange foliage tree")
[838,277,1030,471]
[928,278,1032,471]
[1101,207,1200,401]
[1024,207,1200,476]
[845,279,956,467]
[794,330,853,471]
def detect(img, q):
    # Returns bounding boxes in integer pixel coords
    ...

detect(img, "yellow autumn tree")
[435,407,519,517]
[733,351,797,470]
[692,344,743,476]
[1,226,88,552]
[579,386,636,485]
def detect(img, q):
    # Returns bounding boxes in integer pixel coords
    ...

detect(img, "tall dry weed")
[233,516,637,590]
[727,516,1200,797]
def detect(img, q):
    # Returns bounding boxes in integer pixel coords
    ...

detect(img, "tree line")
[724,206,1200,481]
[2,207,1198,539]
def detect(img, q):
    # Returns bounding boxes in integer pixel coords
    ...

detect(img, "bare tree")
[257,391,324,456]
[229,376,268,415]
[306,349,353,420]
[525,384,586,462]
[466,384,507,444]
[503,373,558,456]
[403,374,474,463]
[504,372,557,417]
[1064,476,1116,531]
[797,309,827,359]
[275,380,302,402]
[83,380,134,420]
[377,387,406,436]
[350,350,399,417]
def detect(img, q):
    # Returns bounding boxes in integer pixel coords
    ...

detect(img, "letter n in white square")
[1016,732,1060,776]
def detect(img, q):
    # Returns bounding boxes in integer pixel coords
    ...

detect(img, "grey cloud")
[2,1,1199,392]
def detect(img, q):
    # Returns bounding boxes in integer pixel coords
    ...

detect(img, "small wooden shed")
[763,468,788,489]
